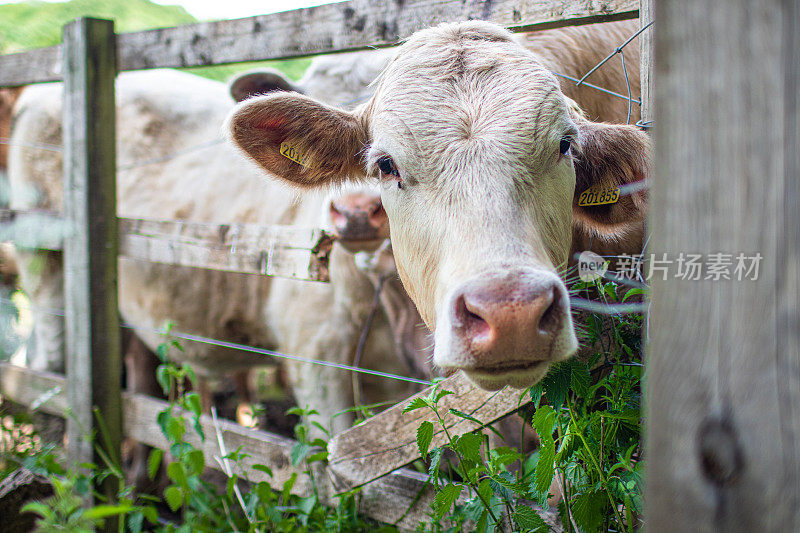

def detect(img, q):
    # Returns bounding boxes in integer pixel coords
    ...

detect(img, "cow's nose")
[329,194,389,250]
[452,274,567,361]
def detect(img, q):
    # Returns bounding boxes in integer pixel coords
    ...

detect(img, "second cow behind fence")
[6,53,417,437]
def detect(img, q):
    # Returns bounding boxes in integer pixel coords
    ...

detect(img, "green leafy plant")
[6,276,643,532]
[404,277,644,532]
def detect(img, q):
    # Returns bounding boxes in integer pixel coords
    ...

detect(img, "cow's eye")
[377,156,400,177]
[559,137,572,155]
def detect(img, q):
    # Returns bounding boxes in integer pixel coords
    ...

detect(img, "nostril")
[329,203,347,231]
[368,202,387,228]
[455,294,491,342]
[538,287,562,337]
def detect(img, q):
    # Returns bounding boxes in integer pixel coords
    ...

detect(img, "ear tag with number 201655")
[280,141,312,168]
[578,184,620,206]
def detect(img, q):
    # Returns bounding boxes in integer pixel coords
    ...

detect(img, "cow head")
[227,22,650,390]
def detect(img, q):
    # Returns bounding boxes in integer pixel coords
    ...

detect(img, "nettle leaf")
[282,472,297,502]
[494,471,529,496]
[147,448,163,480]
[568,359,591,398]
[187,449,205,475]
[490,478,514,502]
[297,495,317,523]
[20,502,52,519]
[428,447,443,479]
[433,483,463,520]
[83,504,133,520]
[183,392,202,419]
[156,365,170,395]
[571,490,607,533]
[542,362,571,409]
[142,506,158,525]
[155,343,169,363]
[456,432,483,465]
[291,442,312,466]
[533,437,555,497]
[512,505,549,532]
[556,433,578,464]
[164,485,183,512]
[156,410,170,438]
[608,470,643,513]
[477,478,493,505]
[403,397,429,414]
[417,421,434,458]
[166,416,186,442]
[528,383,544,408]
[448,408,481,426]
[463,497,486,522]
[490,446,521,468]
[433,388,455,403]
[167,462,188,487]
[306,451,328,463]
[530,405,557,439]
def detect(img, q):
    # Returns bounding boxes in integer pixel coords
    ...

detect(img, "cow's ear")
[229,69,302,103]
[571,121,650,231]
[227,92,367,188]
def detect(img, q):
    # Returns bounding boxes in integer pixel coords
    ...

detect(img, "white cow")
[228,21,650,391]
[8,63,415,434]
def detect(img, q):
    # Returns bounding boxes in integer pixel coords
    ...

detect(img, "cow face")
[227,21,650,390]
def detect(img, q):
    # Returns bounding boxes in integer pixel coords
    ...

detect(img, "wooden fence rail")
[0,209,334,282]
[0,0,639,86]
[0,362,469,531]
[0,0,648,529]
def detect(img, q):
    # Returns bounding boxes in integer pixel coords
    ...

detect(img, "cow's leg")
[123,332,165,492]
[19,251,65,373]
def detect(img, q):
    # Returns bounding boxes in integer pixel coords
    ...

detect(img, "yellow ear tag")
[578,184,620,207]
[280,141,312,168]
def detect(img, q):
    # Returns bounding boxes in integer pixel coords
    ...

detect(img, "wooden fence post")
[646,1,800,530]
[639,0,653,127]
[62,17,121,513]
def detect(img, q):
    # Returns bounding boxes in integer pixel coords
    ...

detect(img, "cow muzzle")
[329,193,389,253]
[435,268,577,390]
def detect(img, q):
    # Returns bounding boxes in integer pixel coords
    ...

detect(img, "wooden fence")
[1,0,643,528]
[9,0,786,530]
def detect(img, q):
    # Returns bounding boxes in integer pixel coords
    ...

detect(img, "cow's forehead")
[367,25,569,167]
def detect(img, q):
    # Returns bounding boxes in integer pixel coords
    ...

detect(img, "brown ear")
[227,92,368,188]
[571,121,650,231]
[229,69,301,103]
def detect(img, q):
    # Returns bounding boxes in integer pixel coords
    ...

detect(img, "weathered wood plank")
[0,0,639,86]
[646,0,800,530]
[61,21,122,518]
[327,373,526,488]
[638,0,653,127]
[0,362,68,416]
[118,218,334,282]
[0,210,333,282]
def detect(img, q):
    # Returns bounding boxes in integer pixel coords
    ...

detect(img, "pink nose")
[452,271,568,364]
[329,193,389,243]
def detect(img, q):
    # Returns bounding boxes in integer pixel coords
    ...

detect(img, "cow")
[6,66,415,438]
[227,20,650,391]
